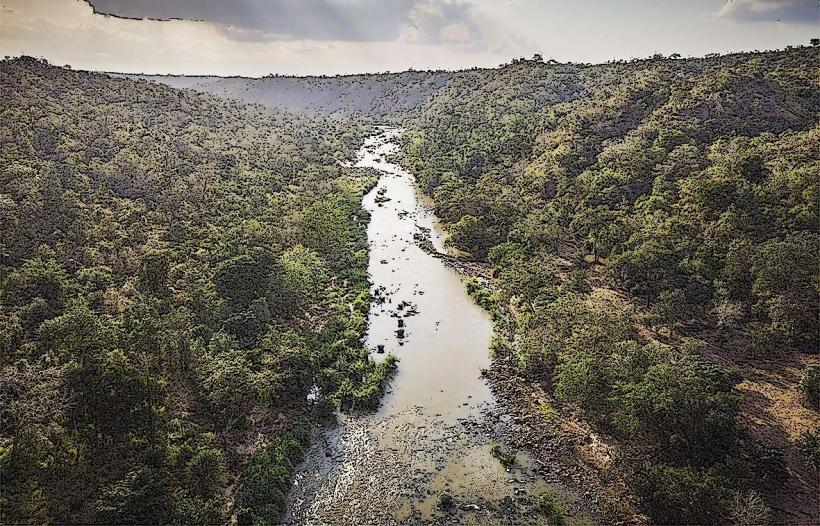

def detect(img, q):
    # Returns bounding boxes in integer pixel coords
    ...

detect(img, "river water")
[285,128,581,525]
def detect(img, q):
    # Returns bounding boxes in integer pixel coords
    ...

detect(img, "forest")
[1,44,818,525]
[0,56,394,524]
[399,46,819,524]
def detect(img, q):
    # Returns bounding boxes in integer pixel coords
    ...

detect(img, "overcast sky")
[0,0,816,76]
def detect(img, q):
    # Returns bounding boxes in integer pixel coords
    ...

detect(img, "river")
[285,127,588,525]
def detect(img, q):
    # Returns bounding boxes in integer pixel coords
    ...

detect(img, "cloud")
[84,0,485,46]
[715,0,818,24]
[490,33,538,57]
[86,0,415,41]
[399,0,485,50]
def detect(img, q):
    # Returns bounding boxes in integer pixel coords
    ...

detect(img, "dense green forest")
[399,46,819,524]
[2,44,818,526]
[0,57,394,524]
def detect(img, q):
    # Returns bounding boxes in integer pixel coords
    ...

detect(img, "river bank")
[411,209,645,525]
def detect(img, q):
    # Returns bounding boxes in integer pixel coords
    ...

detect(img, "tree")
[612,360,739,464]
[295,195,353,271]
[68,348,164,441]
[610,237,681,307]
[0,57,382,525]
[37,302,112,366]
[569,206,621,263]
[2,257,70,328]
[639,464,729,525]
[269,245,329,317]
[214,255,270,311]
[712,298,744,348]
[186,448,227,499]
[490,243,557,306]
[554,351,612,419]
[751,233,819,348]
[137,250,171,297]
[194,332,267,429]
[95,467,172,525]
[650,289,691,334]
[447,214,496,259]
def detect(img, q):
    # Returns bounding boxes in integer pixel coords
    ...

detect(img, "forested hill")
[398,45,819,524]
[0,56,395,524]
[130,47,816,126]
[128,69,455,119]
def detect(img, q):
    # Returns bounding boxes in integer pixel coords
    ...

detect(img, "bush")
[330,353,398,411]
[173,496,223,525]
[554,351,611,419]
[137,249,171,296]
[438,491,454,509]
[237,422,310,525]
[351,354,399,409]
[728,489,771,526]
[638,464,729,525]
[465,277,498,312]
[95,467,173,525]
[651,288,691,331]
[796,428,820,471]
[186,448,227,499]
[611,360,739,465]
[752,443,787,483]
[800,365,820,409]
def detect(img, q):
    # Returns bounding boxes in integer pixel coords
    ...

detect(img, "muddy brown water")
[284,128,594,525]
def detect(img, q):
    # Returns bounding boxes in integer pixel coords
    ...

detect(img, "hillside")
[0,57,394,524]
[129,70,455,119]
[398,46,819,524]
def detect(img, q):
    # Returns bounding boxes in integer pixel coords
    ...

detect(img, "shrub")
[796,428,820,471]
[554,351,611,419]
[611,360,739,465]
[638,464,729,525]
[186,448,227,499]
[237,422,310,525]
[728,489,771,526]
[651,288,691,331]
[465,277,498,312]
[95,467,173,525]
[137,249,171,296]
[800,365,820,409]
[438,491,454,509]
[173,496,223,525]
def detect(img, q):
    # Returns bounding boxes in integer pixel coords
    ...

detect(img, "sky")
[0,0,817,76]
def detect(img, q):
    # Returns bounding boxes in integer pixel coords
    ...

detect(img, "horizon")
[1,0,817,76]
[5,42,814,79]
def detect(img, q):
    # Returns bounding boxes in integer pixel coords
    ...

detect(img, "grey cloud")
[715,0,818,24]
[84,0,484,45]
